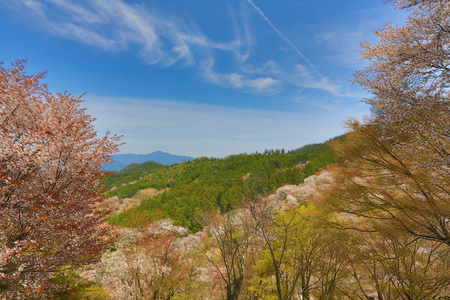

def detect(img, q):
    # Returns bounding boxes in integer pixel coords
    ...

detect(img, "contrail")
[247,0,321,77]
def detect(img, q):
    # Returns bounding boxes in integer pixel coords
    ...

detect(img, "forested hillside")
[102,160,166,190]
[107,140,338,231]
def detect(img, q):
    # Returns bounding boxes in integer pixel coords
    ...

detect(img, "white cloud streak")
[201,59,280,92]
[228,4,253,63]
[241,60,281,75]
[292,64,366,99]
[246,0,321,77]
[5,0,243,66]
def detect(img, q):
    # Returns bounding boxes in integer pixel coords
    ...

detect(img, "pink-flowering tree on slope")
[0,60,121,298]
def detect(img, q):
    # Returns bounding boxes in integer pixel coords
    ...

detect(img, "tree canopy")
[333,0,450,246]
[0,60,121,298]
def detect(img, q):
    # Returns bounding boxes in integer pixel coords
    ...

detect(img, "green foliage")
[52,267,110,300]
[102,160,165,190]
[288,143,327,154]
[107,142,337,231]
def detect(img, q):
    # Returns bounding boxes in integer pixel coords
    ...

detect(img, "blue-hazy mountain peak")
[103,151,194,171]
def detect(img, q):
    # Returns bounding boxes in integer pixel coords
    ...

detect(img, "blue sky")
[0,0,407,157]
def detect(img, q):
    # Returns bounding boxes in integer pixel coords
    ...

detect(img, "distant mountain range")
[103,151,195,171]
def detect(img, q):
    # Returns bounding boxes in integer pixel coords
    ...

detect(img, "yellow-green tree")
[345,229,449,299]
[203,210,259,300]
[330,123,449,246]
[321,0,450,297]
[249,203,351,300]
[332,0,449,247]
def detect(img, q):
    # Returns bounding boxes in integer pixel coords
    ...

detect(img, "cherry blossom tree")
[347,230,450,299]
[0,59,121,298]
[330,0,450,246]
[354,0,449,174]
[202,209,259,300]
[96,220,203,299]
[249,200,352,300]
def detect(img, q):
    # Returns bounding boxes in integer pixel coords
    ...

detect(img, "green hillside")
[102,160,166,190]
[107,141,338,231]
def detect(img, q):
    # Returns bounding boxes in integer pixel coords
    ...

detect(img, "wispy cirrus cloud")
[241,60,281,75]
[4,0,244,66]
[228,3,253,63]
[315,5,408,70]
[22,0,46,17]
[2,0,372,99]
[243,0,365,99]
[201,59,280,92]
[291,64,366,99]
[246,0,320,77]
